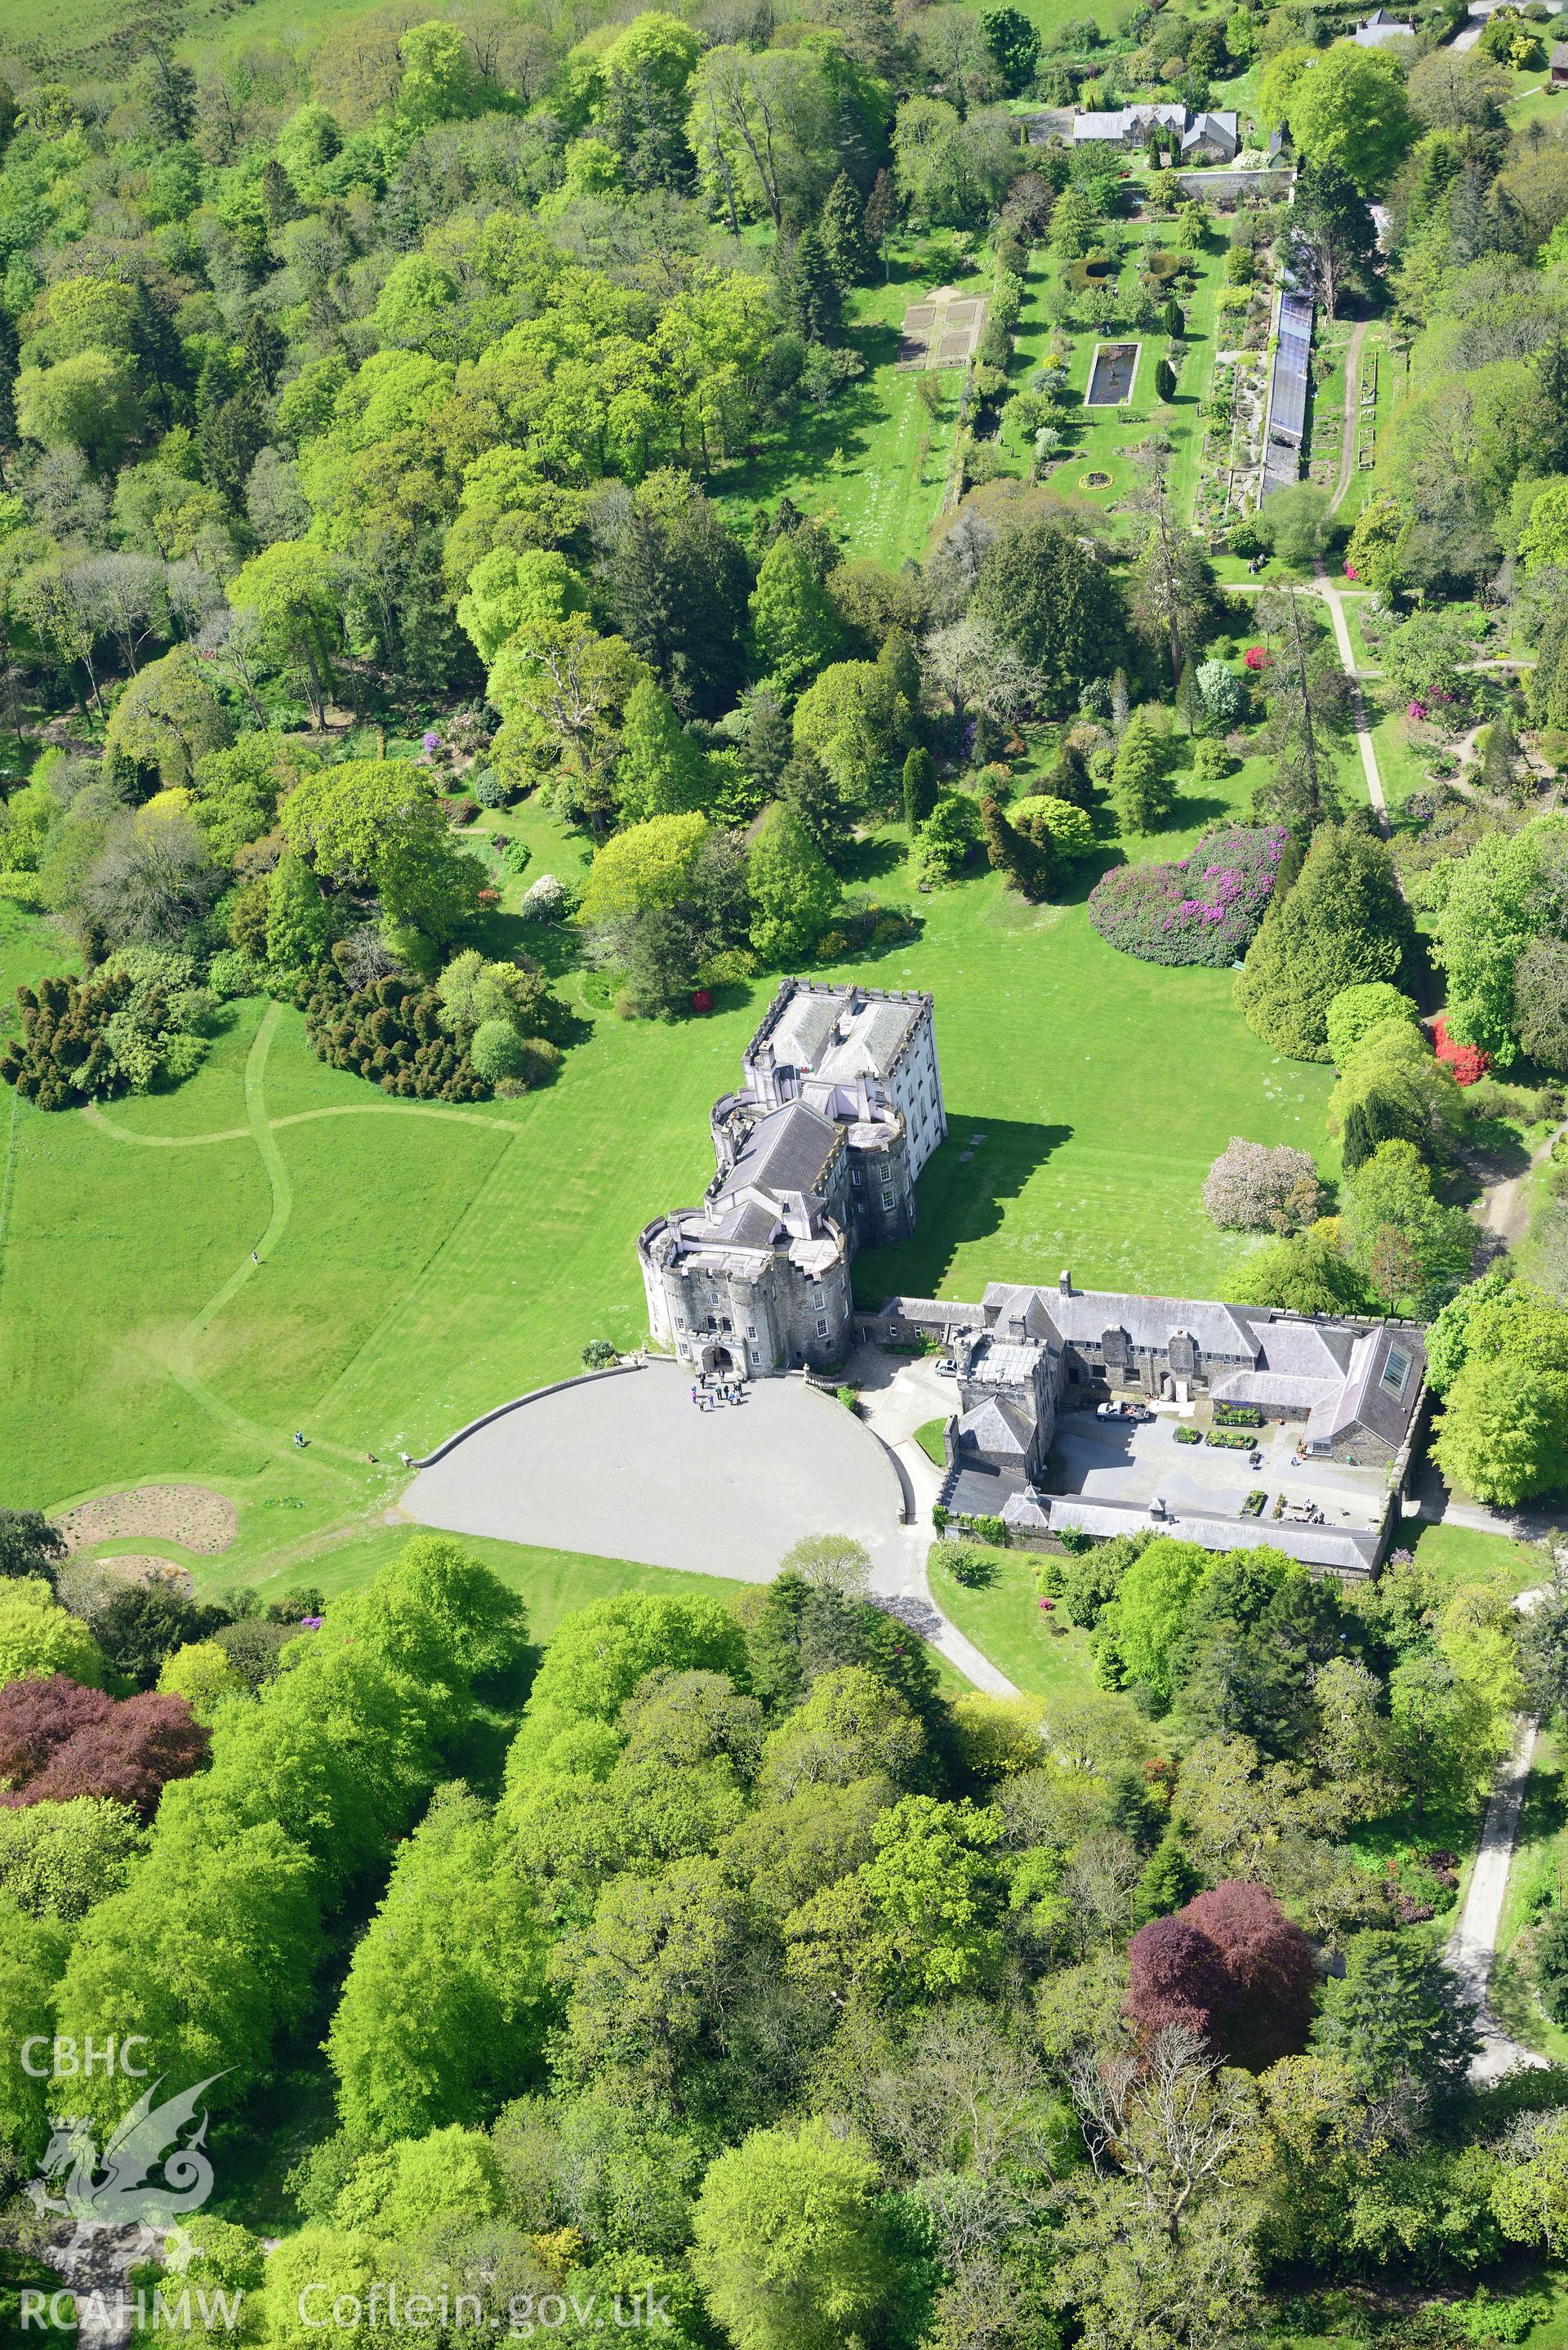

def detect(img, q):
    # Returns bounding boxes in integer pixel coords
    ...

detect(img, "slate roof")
[955,1282,1424,1452]
[943,1460,1028,1517]
[1354,8,1416,39]
[985,1279,1263,1362]
[725,1101,838,1202]
[1181,112,1240,153]
[1073,102,1185,140]
[768,988,920,1086]
[1045,1496,1380,1575]
[958,1397,1035,1456]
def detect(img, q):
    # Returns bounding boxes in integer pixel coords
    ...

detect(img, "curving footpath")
[77,1003,523,1482]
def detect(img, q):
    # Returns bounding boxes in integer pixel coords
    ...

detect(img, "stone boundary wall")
[407,1362,644,1469]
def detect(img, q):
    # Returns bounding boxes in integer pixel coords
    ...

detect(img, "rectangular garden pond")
[1087,341,1140,405]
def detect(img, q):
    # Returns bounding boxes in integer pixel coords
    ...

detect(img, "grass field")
[0,772,1343,1572]
[719,235,966,566]
[1333,325,1406,530]
[928,1541,1101,1699]
[1409,1519,1550,1600]
[0,0,375,78]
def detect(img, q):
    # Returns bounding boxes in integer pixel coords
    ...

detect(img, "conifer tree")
[902,745,938,835]
[617,678,706,822]
[1235,823,1415,1061]
[980,794,1053,899]
[819,173,872,288]
[1110,713,1174,832]
[782,225,842,344]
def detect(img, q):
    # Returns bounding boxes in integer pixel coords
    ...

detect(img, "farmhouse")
[1352,7,1417,41]
[1552,38,1568,84]
[1071,103,1240,161]
[639,979,946,1378]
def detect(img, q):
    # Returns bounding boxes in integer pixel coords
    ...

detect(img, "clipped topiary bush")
[1087,824,1289,968]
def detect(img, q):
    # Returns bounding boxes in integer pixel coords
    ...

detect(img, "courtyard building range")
[639,979,946,1379]
[869,1278,1426,1576]
[1071,103,1240,161]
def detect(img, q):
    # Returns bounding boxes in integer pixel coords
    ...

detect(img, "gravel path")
[1447,1715,1551,2080]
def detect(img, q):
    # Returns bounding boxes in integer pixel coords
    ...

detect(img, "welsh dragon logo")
[25,2073,228,2270]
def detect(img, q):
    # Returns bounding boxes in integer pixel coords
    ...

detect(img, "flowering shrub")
[1344,563,1359,580]
[1088,824,1290,967]
[691,988,714,1014]
[1408,699,1429,721]
[1432,1014,1491,1086]
[1243,646,1273,671]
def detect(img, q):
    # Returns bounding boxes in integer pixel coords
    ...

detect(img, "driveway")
[404,1359,909,1585]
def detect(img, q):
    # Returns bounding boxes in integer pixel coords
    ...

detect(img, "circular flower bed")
[1080,470,1113,488]
[1067,252,1120,291]
[1087,823,1290,967]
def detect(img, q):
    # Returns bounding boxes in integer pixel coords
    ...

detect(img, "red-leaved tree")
[0,1683,209,1819]
[1125,1880,1316,2071]
[0,1674,115,1789]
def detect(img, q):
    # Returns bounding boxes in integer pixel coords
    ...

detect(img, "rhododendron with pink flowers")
[1088,825,1290,966]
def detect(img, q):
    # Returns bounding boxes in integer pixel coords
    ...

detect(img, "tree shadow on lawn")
[724,319,927,510]
[851,1114,1074,1304]
[842,835,909,884]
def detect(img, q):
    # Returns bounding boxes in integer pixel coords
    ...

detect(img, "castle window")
[817,1318,829,1335]
[881,1188,894,1207]
[746,1324,757,1338]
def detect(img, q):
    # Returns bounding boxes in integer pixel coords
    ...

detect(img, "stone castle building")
[638,979,946,1377]
[639,989,1428,1574]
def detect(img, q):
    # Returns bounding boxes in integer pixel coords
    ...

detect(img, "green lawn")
[718,235,965,565]
[1365,687,1440,819]
[928,1541,1102,1700]
[199,1523,762,1640]
[1408,1519,1550,1601]
[1334,326,1407,530]
[0,0,373,73]
[915,1417,948,1465]
[2,778,1345,1572]
[1340,594,1384,676]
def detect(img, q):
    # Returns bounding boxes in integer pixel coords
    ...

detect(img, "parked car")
[936,1360,958,1378]
[1097,1400,1152,1421]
